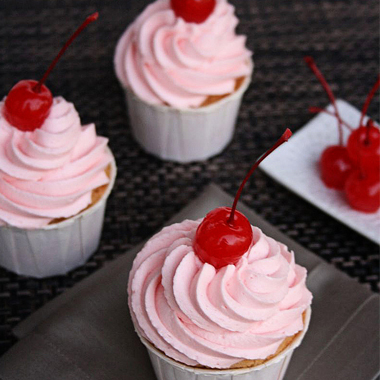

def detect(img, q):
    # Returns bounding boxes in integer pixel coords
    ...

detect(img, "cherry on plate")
[347,121,380,174]
[320,145,354,190]
[344,169,380,213]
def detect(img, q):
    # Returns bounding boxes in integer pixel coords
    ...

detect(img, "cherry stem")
[33,12,99,93]
[227,129,292,226]
[365,119,374,146]
[308,107,353,131]
[304,56,343,146]
[358,75,380,129]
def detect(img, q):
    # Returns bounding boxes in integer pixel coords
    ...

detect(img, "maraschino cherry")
[344,169,380,213]
[171,0,216,23]
[346,76,380,173]
[193,129,292,269]
[3,12,99,132]
[304,56,354,189]
[319,146,353,189]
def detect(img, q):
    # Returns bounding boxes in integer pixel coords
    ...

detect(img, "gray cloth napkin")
[0,184,379,380]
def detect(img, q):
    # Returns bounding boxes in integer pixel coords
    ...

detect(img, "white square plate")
[260,99,380,244]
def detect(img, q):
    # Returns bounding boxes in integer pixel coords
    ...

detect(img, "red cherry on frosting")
[320,145,354,190]
[344,169,380,213]
[3,80,53,131]
[194,129,292,269]
[171,0,216,23]
[2,12,99,132]
[194,207,253,269]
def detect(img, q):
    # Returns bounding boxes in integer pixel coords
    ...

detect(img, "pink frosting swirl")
[114,0,253,108]
[0,96,113,229]
[128,219,312,369]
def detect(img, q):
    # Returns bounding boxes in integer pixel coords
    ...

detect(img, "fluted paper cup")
[0,150,117,278]
[137,307,311,380]
[123,74,252,163]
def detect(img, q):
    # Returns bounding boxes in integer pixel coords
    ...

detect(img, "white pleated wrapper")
[136,307,311,380]
[123,75,252,163]
[0,149,117,278]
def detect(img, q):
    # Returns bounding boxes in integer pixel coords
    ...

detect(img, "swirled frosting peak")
[115,0,253,108]
[128,219,312,369]
[0,96,113,228]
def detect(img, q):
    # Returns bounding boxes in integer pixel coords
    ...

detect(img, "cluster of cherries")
[194,129,292,268]
[305,57,380,213]
[3,13,99,132]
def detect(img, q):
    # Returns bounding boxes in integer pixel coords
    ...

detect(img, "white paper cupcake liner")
[123,74,252,163]
[138,307,311,380]
[0,150,117,278]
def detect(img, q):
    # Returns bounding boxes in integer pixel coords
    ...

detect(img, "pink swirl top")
[114,0,253,108]
[128,219,312,369]
[0,96,113,229]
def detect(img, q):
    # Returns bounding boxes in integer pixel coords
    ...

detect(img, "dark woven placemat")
[0,0,379,358]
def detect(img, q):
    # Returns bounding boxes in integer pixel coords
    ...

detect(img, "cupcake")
[114,0,253,163]
[128,219,312,380]
[128,130,312,380]
[0,13,116,278]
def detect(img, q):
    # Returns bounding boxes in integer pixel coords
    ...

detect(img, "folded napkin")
[0,184,379,380]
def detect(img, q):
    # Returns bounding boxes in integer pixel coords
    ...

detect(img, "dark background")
[0,0,379,358]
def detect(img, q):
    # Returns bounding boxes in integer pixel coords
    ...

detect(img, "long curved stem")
[228,129,292,225]
[359,75,380,129]
[304,56,344,145]
[34,12,98,93]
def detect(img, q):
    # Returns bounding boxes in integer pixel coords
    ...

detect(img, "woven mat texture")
[0,0,379,356]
